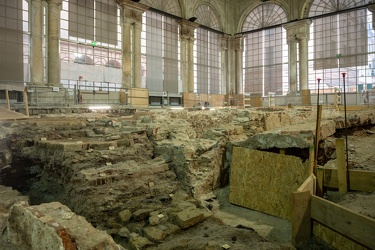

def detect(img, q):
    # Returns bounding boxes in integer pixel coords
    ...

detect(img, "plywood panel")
[229,147,309,220]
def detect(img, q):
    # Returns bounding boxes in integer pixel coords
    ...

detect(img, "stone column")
[187,37,195,93]
[46,0,63,86]
[178,20,199,94]
[283,19,312,93]
[133,21,142,88]
[180,36,188,92]
[117,0,148,89]
[287,38,297,93]
[227,36,236,95]
[221,35,229,94]
[234,35,243,94]
[121,19,132,88]
[298,34,309,90]
[30,0,44,85]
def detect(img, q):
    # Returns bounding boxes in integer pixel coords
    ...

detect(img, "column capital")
[117,0,149,23]
[221,34,230,51]
[233,34,243,51]
[368,3,375,13]
[368,4,375,29]
[45,0,63,7]
[178,19,200,40]
[283,19,312,41]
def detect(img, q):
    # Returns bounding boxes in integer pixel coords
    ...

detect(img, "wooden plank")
[297,174,316,194]
[313,222,367,250]
[291,191,311,246]
[314,105,322,175]
[311,195,375,249]
[309,145,314,175]
[316,167,324,197]
[336,138,347,194]
[321,168,375,192]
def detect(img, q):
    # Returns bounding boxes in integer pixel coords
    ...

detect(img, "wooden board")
[292,174,315,245]
[311,195,375,249]
[292,191,311,245]
[229,147,309,220]
[321,168,375,192]
[336,138,348,193]
[0,107,29,120]
[313,222,367,250]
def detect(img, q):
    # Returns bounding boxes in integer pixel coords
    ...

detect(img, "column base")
[182,92,199,108]
[128,87,149,107]
[225,94,244,108]
[301,89,311,106]
[28,86,68,107]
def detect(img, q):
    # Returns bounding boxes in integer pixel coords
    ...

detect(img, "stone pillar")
[283,19,312,93]
[121,19,132,88]
[180,36,188,92]
[178,20,199,94]
[227,36,236,95]
[221,35,229,94]
[30,0,44,85]
[133,21,142,88]
[234,35,243,94]
[298,34,309,90]
[287,39,297,93]
[46,0,63,86]
[116,0,148,89]
[187,37,195,93]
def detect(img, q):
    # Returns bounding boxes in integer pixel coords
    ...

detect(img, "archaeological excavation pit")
[1,106,374,250]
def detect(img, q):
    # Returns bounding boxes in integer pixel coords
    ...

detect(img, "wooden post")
[314,105,322,175]
[23,87,29,117]
[336,138,348,194]
[309,145,314,175]
[5,89,10,110]
[292,191,311,246]
[291,174,316,246]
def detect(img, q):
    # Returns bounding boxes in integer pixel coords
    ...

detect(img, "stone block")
[143,226,168,242]
[7,202,118,250]
[175,207,205,229]
[118,209,132,224]
[133,208,153,221]
[128,232,153,250]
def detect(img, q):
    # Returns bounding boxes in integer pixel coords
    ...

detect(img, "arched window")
[142,0,181,17]
[242,3,288,96]
[194,4,222,94]
[308,0,371,94]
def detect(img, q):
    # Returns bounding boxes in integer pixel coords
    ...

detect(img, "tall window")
[60,0,122,89]
[194,4,222,94]
[242,3,288,96]
[308,0,372,93]
[0,0,29,83]
[142,11,180,94]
